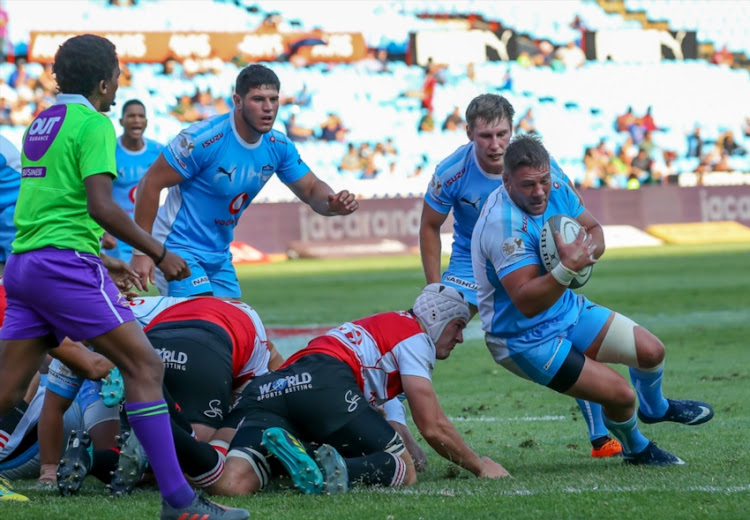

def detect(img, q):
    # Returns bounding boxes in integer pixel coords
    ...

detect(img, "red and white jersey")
[283,311,435,406]
[139,297,271,388]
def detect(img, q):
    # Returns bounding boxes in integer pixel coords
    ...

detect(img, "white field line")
[448,415,566,422]
[361,484,750,497]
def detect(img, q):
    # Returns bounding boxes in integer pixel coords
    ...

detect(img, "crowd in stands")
[1,0,750,197]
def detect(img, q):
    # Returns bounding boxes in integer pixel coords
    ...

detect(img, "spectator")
[0,1,8,63]
[418,109,435,133]
[441,106,465,132]
[515,108,537,135]
[37,62,56,93]
[170,94,199,123]
[711,45,734,67]
[631,148,654,182]
[291,83,312,108]
[555,41,586,69]
[338,142,362,174]
[118,62,132,88]
[712,151,732,172]
[383,137,398,156]
[720,130,745,156]
[639,130,658,158]
[8,59,28,89]
[285,113,315,143]
[686,125,703,158]
[615,106,636,133]
[499,66,513,92]
[582,147,602,189]
[319,112,347,142]
[626,172,641,189]
[193,89,218,120]
[742,117,750,139]
[366,142,387,177]
[640,106,659,132]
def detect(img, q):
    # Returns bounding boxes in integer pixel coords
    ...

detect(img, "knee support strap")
[595,313,638,367]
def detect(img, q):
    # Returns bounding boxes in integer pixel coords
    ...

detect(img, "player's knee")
[209,457,261,496]
[119,347,164,387]
[634,328,665,369]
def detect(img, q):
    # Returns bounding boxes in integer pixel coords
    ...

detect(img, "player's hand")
[555,228,597,272]
[131,254,156,290]
[101,232,117,250]
[478,456,511,479]
[408,441,428,473]
[157,250,191,282]
[105,256,145,293]
[328,190,359,215]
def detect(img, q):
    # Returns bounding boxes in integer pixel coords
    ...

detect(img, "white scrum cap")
[412,283,470,343]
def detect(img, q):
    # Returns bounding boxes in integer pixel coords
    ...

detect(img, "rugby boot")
[57,429,92,496]
[638,399,714,426]
[160,493,250,520]
[591,437,623,458]
[314,444,349,494]
[0,476,29,502]
[100,366,125,408]
[623,442,686,466]
[108,430,148,497]
[262,427,324,495]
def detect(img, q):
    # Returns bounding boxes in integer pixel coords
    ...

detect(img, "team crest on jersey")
[501,237,524,258]
[174,133,195,158]
[553,181,560,189]
[428,175,443,197]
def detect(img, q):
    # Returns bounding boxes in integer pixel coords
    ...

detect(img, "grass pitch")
[5,243,750,519]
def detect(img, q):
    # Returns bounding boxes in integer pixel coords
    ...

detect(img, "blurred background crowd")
[1,0,750,200]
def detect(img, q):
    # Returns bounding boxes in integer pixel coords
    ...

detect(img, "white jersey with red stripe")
[285,311,434,406]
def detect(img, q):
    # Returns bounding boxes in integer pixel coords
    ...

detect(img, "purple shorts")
[0,247,134,342]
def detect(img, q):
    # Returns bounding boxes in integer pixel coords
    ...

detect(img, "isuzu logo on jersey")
[229,193,248,214]
[156,349,188,371]
[257,372,312,401]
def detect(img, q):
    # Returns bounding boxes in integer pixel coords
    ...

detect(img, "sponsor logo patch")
[257,372,312,401]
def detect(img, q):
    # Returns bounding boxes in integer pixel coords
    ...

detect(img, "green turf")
[4,243,749,519]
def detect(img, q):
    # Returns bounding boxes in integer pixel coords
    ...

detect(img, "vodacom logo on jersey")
[229,193,249,215]
[129,185,138,204]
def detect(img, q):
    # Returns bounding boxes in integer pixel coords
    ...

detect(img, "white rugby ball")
[539,214,592,288]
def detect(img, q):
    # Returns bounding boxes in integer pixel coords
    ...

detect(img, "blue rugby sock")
[603,412,649,455]
[629,363,669,419]
[575,399,610,442]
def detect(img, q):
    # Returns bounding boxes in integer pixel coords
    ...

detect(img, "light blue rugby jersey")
[471,179,584,338]
[425,141,571,277]
[113,137,163,215]
[154,113,310,253]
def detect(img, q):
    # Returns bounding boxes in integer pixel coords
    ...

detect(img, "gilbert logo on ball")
[539,214,593,289]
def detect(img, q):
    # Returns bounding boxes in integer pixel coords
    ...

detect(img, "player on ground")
[0,34,247,519]
[102,99,164,263]
[471,134,713,466]
[0,134,21,277]
[131,63,359,297]
[209,283,510,497]
[420,93,621,458]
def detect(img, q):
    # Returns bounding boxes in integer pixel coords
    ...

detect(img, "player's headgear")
[412,284,470,343]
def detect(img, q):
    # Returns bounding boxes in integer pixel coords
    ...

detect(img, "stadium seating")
[2,0,750,198]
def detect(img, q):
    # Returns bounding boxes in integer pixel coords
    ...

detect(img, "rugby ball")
[539,214,592,288]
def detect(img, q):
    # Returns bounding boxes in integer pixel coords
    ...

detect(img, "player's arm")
[402,374,509,478]
[129,154,188,286]
[286,171,359,216]
[267,339,285,371]
[48,338,115,381]
[501,230,597,318]
[419,202,449,285]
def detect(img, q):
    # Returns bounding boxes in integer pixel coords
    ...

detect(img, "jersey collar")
[55,94,98,113]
